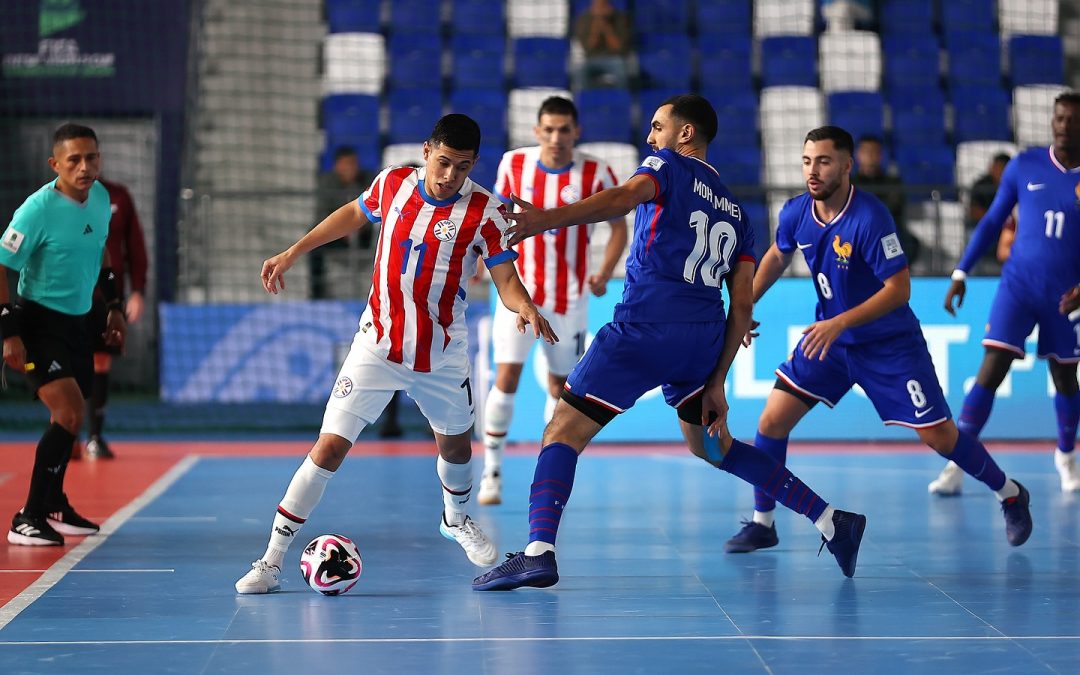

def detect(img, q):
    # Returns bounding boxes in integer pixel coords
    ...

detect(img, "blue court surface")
[1,448,1078,674]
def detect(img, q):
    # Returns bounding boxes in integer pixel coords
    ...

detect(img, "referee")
[0,123,126,546]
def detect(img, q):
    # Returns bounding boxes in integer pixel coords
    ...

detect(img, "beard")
[808,177,842,202]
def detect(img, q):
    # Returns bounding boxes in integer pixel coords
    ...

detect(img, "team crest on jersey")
[832,235,852,267]
[432,219,458,241]
[332,376,354,398]
[559,184,581,204]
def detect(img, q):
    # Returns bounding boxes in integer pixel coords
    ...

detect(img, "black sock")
[89,372,108,438]
[25,423,76,517]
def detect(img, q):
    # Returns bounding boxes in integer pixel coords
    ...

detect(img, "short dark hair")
[332,146,357,161]
[538,96,578,123]
[992,152,1012,165]
[806,126,855,155]
[1054,90,1080,107]
[429,113,481,155]
[660,94,718,144]
[856,134,883,148]
[52,123,97,150]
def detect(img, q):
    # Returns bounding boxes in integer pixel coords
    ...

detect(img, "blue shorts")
[565,321,725,415]
[776,332,951,429]
[984,281,1080,363]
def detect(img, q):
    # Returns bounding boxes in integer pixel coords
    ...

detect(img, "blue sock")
[752,432,788,513]
[528,443,578,546]
[720,438,827,523]
[1054,392,1080,453]
[958,382,995,438]
[947,430,1006,491]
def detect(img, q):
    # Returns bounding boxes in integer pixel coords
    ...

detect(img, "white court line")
[0,455,199,631]
[129,516,217,522]
[1,635,1079,646]
[0,569,175,574]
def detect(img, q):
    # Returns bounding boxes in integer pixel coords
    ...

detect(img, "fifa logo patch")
[332,376,354,398]
[832,235,852,267]
[1,228,24,254]
[432,219,457,241]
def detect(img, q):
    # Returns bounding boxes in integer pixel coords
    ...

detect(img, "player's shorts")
[321,334,475,442]
[89,297,121,355]
[983,281,1080,363]
[776,331,951,429]
[15,301,93,398]
[491,300,587,376]
[564,320,726,416]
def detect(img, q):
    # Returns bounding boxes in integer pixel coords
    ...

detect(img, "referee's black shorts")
[15,301,94,398]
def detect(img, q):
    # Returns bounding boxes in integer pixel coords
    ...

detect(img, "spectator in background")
[821,0,873,32]
[968,153,1015,274]
[851,135,922,266]
[311,146,373,299]
[572,0,630,91]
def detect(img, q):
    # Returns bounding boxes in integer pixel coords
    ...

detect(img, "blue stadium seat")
[895,144,955,188]
[707,144,761,187]
[827,92,884,143]
[698,35,753,92]
[572,0,628,13]
[632,0,690,35]
[890,87,947,146]
[637,88,682,130]
[450,88,508,147]
[1009,35,1065,86]
[451,0,506,35]
[707,89,759,141]
[452,34,505,90]
[760,36,817,87]
[388,34,443,90]
[696,0,752,35]
[388,89,443,144]
[878,0,933,35]
[577,89,633,143]
[470,143,506,193]
[323,94,381,146]
[389,0,440,34]
[940,0,996,34]
[952,85,1011,142]
[883,35,940,90]
[637,35,693,89]
[946,31,1002,86]
[326,0,382,34]
[320,138,382,173]
[513,38,569,88]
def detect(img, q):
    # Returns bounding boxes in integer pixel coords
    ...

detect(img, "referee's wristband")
[0,303,18,339]
[950,270,967,282]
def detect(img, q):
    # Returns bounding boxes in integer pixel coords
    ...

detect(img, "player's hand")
[125,291,145,324]
[1060,284,1080,317]
[801,317,846,361]
[104,307,126,349]
[944,278,966,316]
[261,250,295,294]
[587,270,611,297]
[504,194,554,246]
[2,336,26,372]
[741,318,761,347]
[701,377,729,438]
[515,303,559,345]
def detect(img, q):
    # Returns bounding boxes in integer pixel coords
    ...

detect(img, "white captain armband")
[950,270,967,282]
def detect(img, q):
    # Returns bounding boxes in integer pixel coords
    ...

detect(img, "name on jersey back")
[693,178,741,219]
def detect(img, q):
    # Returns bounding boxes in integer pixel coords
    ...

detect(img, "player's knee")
[53,408,83,434]
[918,422,958,456]
[977,350,1013,388]
[310,434,352,470]
[1048,362,1079,395]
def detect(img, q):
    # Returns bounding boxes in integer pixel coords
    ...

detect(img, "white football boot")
[1055,449,1080,493]
[440,514,498,566]
[928,460,963,496]
[478,471,502,506]
[235,559,281,594]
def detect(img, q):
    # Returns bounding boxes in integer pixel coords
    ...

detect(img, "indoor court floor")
[0,440,1077,674]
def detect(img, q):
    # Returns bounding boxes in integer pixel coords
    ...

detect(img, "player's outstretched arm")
[947,166,1019,314]
[741,244,793,346]
[588,216,629,297]
[488,260,559,345]
[261,201,369,295]
[803,267,911,361]
[702,260,755,437]
[505,175,655,246]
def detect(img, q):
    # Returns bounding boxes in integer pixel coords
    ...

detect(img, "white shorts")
[491,300,588,376]
[321,337,475,441]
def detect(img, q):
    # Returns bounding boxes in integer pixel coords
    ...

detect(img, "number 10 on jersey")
[683,210,738,287]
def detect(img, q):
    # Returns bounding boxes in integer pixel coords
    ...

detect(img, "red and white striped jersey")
[356,165,516,372]
[494,147,619,314]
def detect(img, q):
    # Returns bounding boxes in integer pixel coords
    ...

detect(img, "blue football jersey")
[775,186,921,345]
[614,149,756,323]
[958,146,1080,297]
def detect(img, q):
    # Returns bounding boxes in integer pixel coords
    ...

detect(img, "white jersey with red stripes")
[356,165,517,373]
[494,147,618,315]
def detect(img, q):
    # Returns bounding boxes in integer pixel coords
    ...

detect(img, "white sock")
[753,509,775,527]
[438,455,472,526]
[524,541,555,556]
[814,505,836,541]
[995,478,1020,501]
[263,455,335,567]
[483,387,515,474]
[543,394,559,423]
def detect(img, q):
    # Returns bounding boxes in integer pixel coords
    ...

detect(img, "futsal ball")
[299,533,362,596]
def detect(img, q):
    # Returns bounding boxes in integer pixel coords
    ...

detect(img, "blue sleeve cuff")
[484,250,518,269]
[358,198,379,224]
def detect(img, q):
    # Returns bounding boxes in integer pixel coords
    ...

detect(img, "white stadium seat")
[576,142,640,188]
[507,0,569,38]
[323,33,385,95]
[820,31,881,92]
[1013,84,1066,148]
[754,0,815,37]
[955,140,1019,193]
[999,0,1058,37]
[508,87,572,148]
[381,143,424,170]
[760,86,824,147]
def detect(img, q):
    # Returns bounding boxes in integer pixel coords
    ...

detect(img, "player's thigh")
[491,301,534,365]
[540,303,589,377]
[321,346,401,443]
[564,322,671,414]
[983,283,1036,358]
[407,358,475,436]
[1034,299,1080,363]
[853,335,950,428]
[774,339,853,408]
[659,321,728,413]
